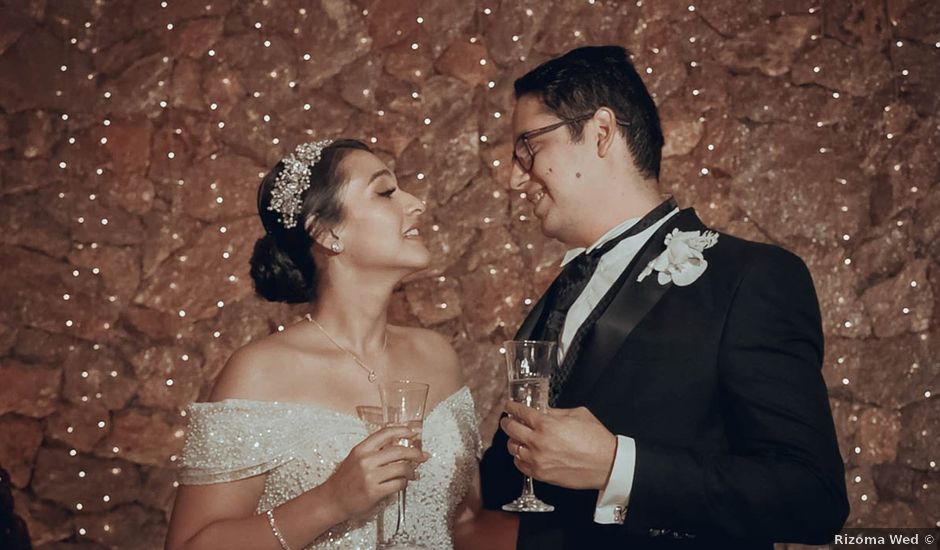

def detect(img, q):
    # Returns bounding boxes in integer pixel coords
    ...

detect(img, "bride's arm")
[165,475,343,550]
[166,423,424,550]
[453,468,519,550]
[165,346,426,550]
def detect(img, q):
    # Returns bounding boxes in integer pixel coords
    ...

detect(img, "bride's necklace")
[304,314,387,383]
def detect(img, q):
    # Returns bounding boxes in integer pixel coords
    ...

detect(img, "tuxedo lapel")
[556,209,707,408]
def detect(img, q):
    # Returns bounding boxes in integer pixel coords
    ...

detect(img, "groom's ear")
[593,107,618,159]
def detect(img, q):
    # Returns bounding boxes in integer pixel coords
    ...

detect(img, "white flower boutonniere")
[637,228,719,286]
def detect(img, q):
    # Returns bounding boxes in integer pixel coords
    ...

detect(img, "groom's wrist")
[593,435,636,524]
[590,432,619,490]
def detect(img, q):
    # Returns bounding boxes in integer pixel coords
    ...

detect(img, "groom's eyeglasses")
[512,113,630,173]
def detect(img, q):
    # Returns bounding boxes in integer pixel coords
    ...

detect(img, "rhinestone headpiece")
[267,140,334,229]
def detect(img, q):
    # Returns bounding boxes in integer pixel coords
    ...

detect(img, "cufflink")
[613,505,626,524]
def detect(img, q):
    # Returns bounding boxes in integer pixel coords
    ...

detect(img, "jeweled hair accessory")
[267,140,334,229]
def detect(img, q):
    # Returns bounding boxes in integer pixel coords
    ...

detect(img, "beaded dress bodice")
[179,386,480,549]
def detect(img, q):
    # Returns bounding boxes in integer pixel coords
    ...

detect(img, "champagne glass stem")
[395,486,407,536]
[523,475,536,498]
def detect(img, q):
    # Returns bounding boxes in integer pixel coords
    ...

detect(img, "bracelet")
[266,509,293,550]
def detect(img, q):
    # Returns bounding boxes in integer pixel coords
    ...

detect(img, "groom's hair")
[514,45,664,180]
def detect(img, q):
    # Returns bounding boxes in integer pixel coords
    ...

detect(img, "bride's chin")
[399,257,432,282]
[410,255,432,272]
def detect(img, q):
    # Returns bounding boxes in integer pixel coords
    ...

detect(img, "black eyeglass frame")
[511,113,630,172]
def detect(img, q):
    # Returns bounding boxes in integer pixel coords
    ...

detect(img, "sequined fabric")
[179,386,481,549]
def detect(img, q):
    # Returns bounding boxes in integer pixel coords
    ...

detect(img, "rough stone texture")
[94,408,185,467]
[0,360,61,418]
[0,414,43,487]
[0,188,72,259]
[44,402,111,454]
[31,446,142,514]
[0,1,937,545]
[129,345,203,412]
[138,466,179,514]
[179,154,265,222]
[134,217,256,321]
[61,343,138,412]
[860,259,933,338]
[13,487,75,547]
[79,503,167,550]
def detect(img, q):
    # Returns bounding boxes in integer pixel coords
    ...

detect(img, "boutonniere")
[637,229,719,286]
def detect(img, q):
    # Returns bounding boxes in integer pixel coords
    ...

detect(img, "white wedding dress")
[178,386,481,549]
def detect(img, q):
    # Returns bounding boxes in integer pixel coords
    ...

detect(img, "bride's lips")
[403,226,422,239]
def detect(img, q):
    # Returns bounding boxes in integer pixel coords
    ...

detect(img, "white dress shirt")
[556,208,679,524]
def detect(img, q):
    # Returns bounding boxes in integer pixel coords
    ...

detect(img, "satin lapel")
[556,209,706,408]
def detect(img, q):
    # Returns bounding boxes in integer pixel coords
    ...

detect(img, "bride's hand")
[323,426,429,520]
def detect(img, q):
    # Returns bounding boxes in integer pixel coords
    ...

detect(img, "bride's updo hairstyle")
[250,139,371,303]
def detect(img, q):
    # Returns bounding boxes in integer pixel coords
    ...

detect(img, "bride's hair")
[249,139,371,303]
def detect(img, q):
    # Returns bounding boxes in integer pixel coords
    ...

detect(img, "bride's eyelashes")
[378,186,397,198]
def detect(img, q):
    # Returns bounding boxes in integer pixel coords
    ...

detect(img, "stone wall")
[0,0,936,547]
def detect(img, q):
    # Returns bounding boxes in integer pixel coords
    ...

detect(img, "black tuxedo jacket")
[480,209,849,549]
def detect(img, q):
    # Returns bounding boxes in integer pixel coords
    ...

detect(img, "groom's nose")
[508,160,530,191]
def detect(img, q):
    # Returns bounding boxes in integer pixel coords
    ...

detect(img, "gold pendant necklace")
[304,314,386,383]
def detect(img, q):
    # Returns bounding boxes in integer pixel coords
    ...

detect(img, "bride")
[165,140,511,549]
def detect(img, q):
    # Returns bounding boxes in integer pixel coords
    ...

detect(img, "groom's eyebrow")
[368,168,394,185]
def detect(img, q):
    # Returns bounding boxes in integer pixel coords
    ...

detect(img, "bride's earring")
[330,241,343,253]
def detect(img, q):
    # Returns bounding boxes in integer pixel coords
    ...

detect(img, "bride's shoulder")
[207,333,303,403]
[393,326,457,359]
[392,326,462,388]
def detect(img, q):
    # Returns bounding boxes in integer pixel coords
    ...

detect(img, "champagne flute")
[502,340,555,513]
[378,380,429,550]
[355,405,385,435]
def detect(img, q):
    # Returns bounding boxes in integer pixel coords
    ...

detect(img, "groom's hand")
[501,402,617,490]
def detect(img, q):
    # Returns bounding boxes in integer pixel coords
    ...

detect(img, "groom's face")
[509,96,600,247]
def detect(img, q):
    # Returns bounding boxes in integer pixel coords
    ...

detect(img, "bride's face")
[331,150,430,273]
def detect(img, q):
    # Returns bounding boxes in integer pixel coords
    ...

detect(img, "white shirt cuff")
[593,435,636,524]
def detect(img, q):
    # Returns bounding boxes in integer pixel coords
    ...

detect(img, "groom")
[480,46,849,548]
